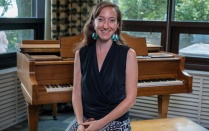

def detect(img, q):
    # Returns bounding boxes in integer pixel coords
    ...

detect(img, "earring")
[111,34,119,41]
[92,32,98,40]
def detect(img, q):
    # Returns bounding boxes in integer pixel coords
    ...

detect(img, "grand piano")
[16,33,192,131]
[16,38,78,131]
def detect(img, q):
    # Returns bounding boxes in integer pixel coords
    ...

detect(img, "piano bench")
[130,117,209,131]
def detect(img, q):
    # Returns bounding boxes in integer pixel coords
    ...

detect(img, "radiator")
[0,67,27,130]
[129,70,209,129]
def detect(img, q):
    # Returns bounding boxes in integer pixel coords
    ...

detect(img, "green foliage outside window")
[108,0,167,20]
[107,0,209,21]
[175,0,209,21]
[0,0,12,16]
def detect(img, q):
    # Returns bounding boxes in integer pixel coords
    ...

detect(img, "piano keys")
[138,78,184,87]
[45,84,73,92]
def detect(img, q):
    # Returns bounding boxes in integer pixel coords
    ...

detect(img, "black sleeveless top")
[79,42,130,121]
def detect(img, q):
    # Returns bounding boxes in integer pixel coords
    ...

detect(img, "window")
[1,0,209,71]
[0,0,19,18]
[124,31,162,46]
[179,34,209,58]
[107,0,209,71]
[107,0,167,21]
[174,0,209,22]
[0,0,44,53]
[0,0,44,69]
[0,30,34,53]
[106,0,167,50]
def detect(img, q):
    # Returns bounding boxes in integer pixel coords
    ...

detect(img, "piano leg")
[158,95,170,118]
[52,103,57,120]
[27,103,39,131]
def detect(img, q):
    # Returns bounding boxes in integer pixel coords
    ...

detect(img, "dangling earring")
[111,34,119,41]
[92,32,98,40]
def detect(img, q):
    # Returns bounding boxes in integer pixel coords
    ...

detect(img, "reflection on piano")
[17,33,193,131]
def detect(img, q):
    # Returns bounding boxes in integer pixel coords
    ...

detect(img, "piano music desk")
[131,117,208,131]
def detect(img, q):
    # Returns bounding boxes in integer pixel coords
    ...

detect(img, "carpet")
[3,105,141,131]
[3,109,75,131]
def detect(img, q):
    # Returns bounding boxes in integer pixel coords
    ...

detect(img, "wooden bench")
[131,117,209,131]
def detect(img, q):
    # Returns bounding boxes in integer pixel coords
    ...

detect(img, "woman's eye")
[98,18,104,22]
[110,19,116,23]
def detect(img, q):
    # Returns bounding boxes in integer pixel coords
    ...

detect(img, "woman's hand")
[77,118,95,131]
[77,124,85,131]
[82,120,102,131]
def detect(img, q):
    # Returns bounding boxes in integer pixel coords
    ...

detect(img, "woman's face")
[93,7,119,41]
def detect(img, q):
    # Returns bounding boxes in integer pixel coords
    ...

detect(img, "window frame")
[122,20,167,51]
[0,18,44,70]
[0,0,45,70]
[0,18,44,39]
[170,21,209,71]
[121,0,209,72]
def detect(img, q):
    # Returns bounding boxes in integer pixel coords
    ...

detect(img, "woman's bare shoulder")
[127,48,137,58]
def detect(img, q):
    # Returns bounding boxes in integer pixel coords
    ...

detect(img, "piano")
[121,33,192,118]
[16,36,82,131]
[17,33,192,131]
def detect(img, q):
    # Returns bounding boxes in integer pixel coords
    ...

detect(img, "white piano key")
[45,84,73,92]
[138,79,184,87]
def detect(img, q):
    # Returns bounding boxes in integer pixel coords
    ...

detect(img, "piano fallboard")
[21,83,72,105]
[137,84,189,96]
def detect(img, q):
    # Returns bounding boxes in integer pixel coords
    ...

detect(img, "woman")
[66,1,138,131]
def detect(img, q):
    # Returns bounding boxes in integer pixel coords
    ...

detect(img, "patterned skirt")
[65,117,131,131]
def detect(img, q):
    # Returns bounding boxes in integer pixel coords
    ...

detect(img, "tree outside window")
[0,0,33,53]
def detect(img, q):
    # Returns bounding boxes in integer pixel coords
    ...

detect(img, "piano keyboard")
[45,84,73,92]
[138,78,184,87]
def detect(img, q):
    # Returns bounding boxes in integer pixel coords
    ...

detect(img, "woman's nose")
[103,20,110,28]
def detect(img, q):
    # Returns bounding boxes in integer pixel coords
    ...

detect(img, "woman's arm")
[83,48,138,130]
[72,50,84,129]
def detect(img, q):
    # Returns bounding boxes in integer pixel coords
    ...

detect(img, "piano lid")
[121,33,163,55]
[30,55,61,61]
[121,33,148,56]
[16,40,60,53]
[147,44,162,52]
